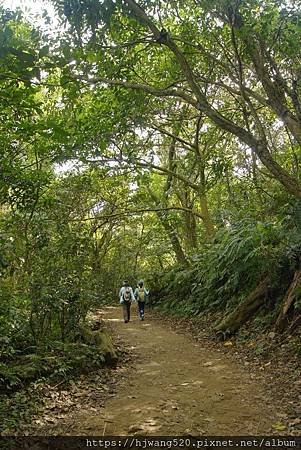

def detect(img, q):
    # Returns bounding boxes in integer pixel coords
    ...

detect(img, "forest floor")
[21,306,300,436]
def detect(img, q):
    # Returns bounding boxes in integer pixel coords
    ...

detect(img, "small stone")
[128,425,143,433]
[289,418,301,427]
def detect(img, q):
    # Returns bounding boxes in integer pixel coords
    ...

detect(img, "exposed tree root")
[275,269,301,333]
[215,275,270,335]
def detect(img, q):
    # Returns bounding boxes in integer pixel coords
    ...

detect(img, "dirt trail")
[68,306,279,436]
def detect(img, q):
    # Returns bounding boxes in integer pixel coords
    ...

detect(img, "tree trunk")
[184,208,198,251]
[256,145,301,199]
[199,194,215,237]
[161,218,190,267]
[275,269,301,332]
[147,186,190,267]
[177,189,198,251]
[215,275,270,335]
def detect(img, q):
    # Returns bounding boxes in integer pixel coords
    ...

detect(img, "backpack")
[123,286,131,302]
[138,286,145,301]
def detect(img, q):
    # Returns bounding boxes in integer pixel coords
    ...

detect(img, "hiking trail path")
[62,306,280,435]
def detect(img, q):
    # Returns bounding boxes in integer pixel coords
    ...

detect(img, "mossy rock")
[77,325,117,362]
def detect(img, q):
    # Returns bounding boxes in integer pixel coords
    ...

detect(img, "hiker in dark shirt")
[119,280,135,323]
[134,280,149,321]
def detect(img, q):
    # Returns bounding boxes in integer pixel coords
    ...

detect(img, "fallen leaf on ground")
[272,422,286,431]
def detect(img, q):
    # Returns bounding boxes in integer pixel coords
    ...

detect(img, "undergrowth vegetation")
[151,212,301,337]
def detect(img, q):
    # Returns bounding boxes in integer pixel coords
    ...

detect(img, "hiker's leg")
[141,301,145,318]
[122,303,128,322]
[123,303,130,323]
[138,301,144,319]
[125,302,131,322]
[127,301,131,322]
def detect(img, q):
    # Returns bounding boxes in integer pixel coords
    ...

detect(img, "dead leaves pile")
[15,368,120,436]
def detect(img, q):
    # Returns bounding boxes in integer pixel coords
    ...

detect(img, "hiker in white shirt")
[119,280,135,323]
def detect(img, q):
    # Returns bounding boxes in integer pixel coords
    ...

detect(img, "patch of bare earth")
[25,306,300,436]
[156,311,301,435]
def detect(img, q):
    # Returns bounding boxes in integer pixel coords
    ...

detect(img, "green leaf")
[9,48,36,62]
[39,45,49,58]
